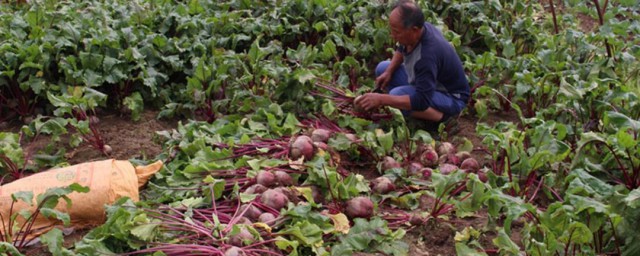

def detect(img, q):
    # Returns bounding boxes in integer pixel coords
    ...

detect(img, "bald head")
[391,0,425,29]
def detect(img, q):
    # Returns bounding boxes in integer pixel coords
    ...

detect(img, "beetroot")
[256,171,276,187]
[371,176,395,194]
[290,135,315,160]
[258,212,276,223]
[407,162,424,176]
[455,151,471,162]
[274,171,294,186]
[421,148,439,167]
[447,154,461,166]
[311,128,332,143]
[409,214,426,225]
[103,144,113,154]
[314,141,329,151]
[460,158,480,173]
[437,142,456,156]
[381,156,401,171]
[224,246,246,256]
[239,204,262,221]
[344,133,359,142]
[237,217,253,225]
[478,171,488,183]
[439,163,458,175]
[244,184,268,194]
[421,167,433,180]
[227,226,255,246]
[261,189,290,210]
[345,196,374,219]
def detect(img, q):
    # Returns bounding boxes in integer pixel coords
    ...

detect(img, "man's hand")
[354,93,385,111]
[375,71,392,92]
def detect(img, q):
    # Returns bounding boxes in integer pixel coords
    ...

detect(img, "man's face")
[389,9,412,46]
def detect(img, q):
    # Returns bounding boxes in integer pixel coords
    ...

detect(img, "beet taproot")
[422,167,433,180]
[224,246,246,256]
[290,135,315,160]
[227,226,254,246]
[460,158,480,173]
[311,128,332,143]
[345,196,374,219]
[239,204,262,221]
[256,171,276,187]
[371,176,395,194]
[258,212,276,223]
[261,189,290,210]
[437,142,456,156]
[407,162,424,176]
[244,184,268,194]
[421,148,439,167]
[381,156,401,171]
[274,171,294,186]
[439,163,458,175]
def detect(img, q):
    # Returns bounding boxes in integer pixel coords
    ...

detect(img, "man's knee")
[375,61,391,77]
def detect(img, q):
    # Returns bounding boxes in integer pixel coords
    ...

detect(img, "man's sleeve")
[410,58,438,111]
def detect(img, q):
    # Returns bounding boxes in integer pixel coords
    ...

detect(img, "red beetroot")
[439,163,458,175]
[371,176,395,194]
[344,133,359,142]
[478,171,488,183]
[407,162,424,176]
[421,148,439,167]
[224,246,245,256]
[258,212,276,223]
[437,142,456,156]
[227,226,254,246]
[274,171,294,186]
[422,167,433,180]
[290,135,315,160]
[311,128,332,143]
[314,141,328,151]
[460,158,480,173]
[455,151,471,161]
[239,204,262,221]
[244,184,268,194]
[261,189,290,210]
[345,196,374,219]
[256,171,276,187]
[381,156,401,171]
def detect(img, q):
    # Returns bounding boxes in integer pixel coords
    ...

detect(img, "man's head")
[389,0,425,46]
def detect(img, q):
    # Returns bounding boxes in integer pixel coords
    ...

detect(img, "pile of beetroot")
[133,116,486,255]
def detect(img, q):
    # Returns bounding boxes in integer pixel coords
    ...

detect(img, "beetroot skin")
[227,226,255,246]
[381,156,401,171]
[345,196,374,219]
[274,171,294,186]
[311,128,332,143]
[407,162,424,176]
[258,212,276,223]
[256,171,276,187]
[371,176,395,194]
[290,135,315,159]
[439,163,458,175]
[437,142,456,156]
[460,158,480,173]
[261,189,290,210]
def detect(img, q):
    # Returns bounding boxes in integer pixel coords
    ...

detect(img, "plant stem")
[548,0,559,34]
